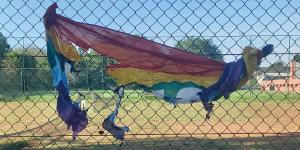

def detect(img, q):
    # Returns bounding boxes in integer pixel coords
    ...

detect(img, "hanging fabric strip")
[102,85,129,140]
[44,4,88,140]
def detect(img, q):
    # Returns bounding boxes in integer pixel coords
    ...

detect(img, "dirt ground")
[0,99,300,149]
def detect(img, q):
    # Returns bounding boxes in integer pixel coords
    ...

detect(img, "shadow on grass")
[0,141,30,150]
[1,133,300,150]
[42,133,300,150]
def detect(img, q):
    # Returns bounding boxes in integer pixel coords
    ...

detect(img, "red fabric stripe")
[46,7,225,76]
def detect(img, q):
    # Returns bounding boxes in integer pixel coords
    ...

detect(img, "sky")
[0,0,299,66]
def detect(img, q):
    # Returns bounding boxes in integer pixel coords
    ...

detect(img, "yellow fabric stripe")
[108,67,222,87]
[236,47,260,88]
[48,27,80,61]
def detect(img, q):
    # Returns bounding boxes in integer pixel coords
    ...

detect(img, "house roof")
[258,66,290,74]
[257,61,300,81]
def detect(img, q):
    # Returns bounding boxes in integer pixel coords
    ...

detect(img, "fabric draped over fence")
[43,3,273,140]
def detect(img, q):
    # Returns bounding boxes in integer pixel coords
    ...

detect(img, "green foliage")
[0,141,30,150]
[5,52,37,68]
[134,34,148,39]
[0,47,117,93]
[0,48,47,92]
[175,37,223,61]
[0,32,10,54]
[293,54,300,62]
[244,78,258,89]
[70,50,117,90]
[0,32,10,65]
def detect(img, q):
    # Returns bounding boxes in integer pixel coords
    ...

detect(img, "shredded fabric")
[44,3,88,140]
[43,3,273,140]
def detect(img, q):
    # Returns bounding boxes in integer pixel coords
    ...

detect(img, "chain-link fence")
[1,0,300,149]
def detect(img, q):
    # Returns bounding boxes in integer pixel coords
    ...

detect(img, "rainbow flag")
[44,3,273,140]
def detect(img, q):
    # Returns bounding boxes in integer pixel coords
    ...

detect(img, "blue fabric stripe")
[46,33,88,140]
[199,58,246,102]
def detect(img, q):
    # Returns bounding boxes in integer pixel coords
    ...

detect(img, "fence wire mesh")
[0,0,300,149]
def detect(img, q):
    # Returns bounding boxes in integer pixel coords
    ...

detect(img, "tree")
[293,54,300,62]
[134,34,148,39]
[5,48,38,68]
[0,32,10,65]
[2,48,40,92]
[175,37,223,61]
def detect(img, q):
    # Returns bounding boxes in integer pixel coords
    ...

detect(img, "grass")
[0,89,299,149]
[1,89,300,103]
